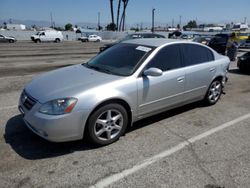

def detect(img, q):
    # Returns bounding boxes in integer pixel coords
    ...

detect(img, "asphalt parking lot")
[0,41,250,188]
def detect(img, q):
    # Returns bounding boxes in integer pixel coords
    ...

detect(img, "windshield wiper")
[84,63,114,75]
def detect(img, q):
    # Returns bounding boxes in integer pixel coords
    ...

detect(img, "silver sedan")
[19,39,230,145]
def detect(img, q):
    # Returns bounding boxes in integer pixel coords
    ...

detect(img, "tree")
[106,23,116,31]
[109,0,115,24]
[65,23,73,31]
[3,22,7,29]
[119,0,129,31]
[116,0,121,31]
[183,20,197,31]
[108,0,130,31]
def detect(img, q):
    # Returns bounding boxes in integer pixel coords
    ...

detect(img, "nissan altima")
[19,39,230,145]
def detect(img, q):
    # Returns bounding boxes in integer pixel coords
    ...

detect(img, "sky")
[1,0,250,27]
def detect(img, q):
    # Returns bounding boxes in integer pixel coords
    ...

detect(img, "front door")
[136,44,185,117]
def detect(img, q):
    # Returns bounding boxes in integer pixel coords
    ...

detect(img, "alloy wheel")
[208,80,222,103]
[94,109,124,141]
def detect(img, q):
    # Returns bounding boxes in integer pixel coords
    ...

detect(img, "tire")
[9,39,14,43]
[96,39,100,42]
[55,38,60,43]
[204,80,222,105]
[86,103,128,146]
[35,39,41,43]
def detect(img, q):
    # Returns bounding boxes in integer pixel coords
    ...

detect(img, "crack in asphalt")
[162,124,218,185]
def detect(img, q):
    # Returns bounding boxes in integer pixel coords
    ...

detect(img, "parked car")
[19,39,230,146]
[168,31,182,39]
[99,32,165,52]
[208,34,230,55]
[235,32,250,41]
[0,34,17,43]
[31,30,63,43]
[88,35,102,42]
[239,37,250,49]
[237,52,250,73]
[79,36,88,42]
[193,36,212,45]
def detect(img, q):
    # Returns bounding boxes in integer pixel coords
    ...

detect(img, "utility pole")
[152,8,155,33]
[50,12,53,28]
[98,12,100,30]
[179,15,182,30]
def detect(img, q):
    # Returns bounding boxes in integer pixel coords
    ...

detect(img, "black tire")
[55,38,60,43]
[204,80,222,105]
[35,39,41,43]
[86,103,128,146]
[96,39,100,42]
[9,39,14,43]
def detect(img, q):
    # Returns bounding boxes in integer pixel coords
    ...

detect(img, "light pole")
[152,8,155,33]
[98,12,100,30]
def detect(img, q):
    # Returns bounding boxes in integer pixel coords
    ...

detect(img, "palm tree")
[119,0,129,31]
[109,0,115,24]
[116,0,122,31]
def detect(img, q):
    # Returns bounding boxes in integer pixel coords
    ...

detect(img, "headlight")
[39,98,78,115]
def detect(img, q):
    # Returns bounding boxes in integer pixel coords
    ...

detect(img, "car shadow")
[128,102,203,133]
[5,102,203,160]
[228,68,250,75]
[4,115,96,160]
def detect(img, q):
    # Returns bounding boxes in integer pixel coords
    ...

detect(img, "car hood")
[25,64,122,103]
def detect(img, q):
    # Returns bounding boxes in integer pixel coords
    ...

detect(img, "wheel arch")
[83,98,133,137]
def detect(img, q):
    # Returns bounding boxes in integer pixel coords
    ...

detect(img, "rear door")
[181,44,216,101]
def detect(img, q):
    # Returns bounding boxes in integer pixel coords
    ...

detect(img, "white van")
[31,30,63,43]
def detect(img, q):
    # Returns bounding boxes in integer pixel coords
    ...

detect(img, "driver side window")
[146,44,182,71]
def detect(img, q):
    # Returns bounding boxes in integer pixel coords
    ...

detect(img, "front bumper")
[18,95,89,142]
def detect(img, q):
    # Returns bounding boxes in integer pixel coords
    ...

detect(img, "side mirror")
[143,68,163,77]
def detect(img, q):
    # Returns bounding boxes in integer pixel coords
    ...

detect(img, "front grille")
[21,91,37,110]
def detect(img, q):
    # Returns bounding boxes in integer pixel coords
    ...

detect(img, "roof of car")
[128,32,163,36]
[122,38,185,47]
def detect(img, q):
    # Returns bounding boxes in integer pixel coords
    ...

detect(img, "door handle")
[210,67,215,72]
[177,76,184,82]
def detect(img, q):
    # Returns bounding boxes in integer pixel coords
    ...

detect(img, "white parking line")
[0,105,17,111]
[90,112,250,188]
[0,74,34,80]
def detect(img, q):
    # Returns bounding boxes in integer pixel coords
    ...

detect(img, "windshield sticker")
[136,46,152,52]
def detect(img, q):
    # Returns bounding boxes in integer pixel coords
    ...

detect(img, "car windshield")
[84,43,154,76]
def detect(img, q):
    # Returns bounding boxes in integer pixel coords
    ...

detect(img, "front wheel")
[204,80,222,105]
[55,38,60,43]
[86,103,128,146]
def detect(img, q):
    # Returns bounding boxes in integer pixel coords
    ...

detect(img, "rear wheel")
[55,38,60,43]
[204,80,222,105]
[86,103,128,146]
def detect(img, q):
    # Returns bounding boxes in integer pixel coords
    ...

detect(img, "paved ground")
[0,41,250,188]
